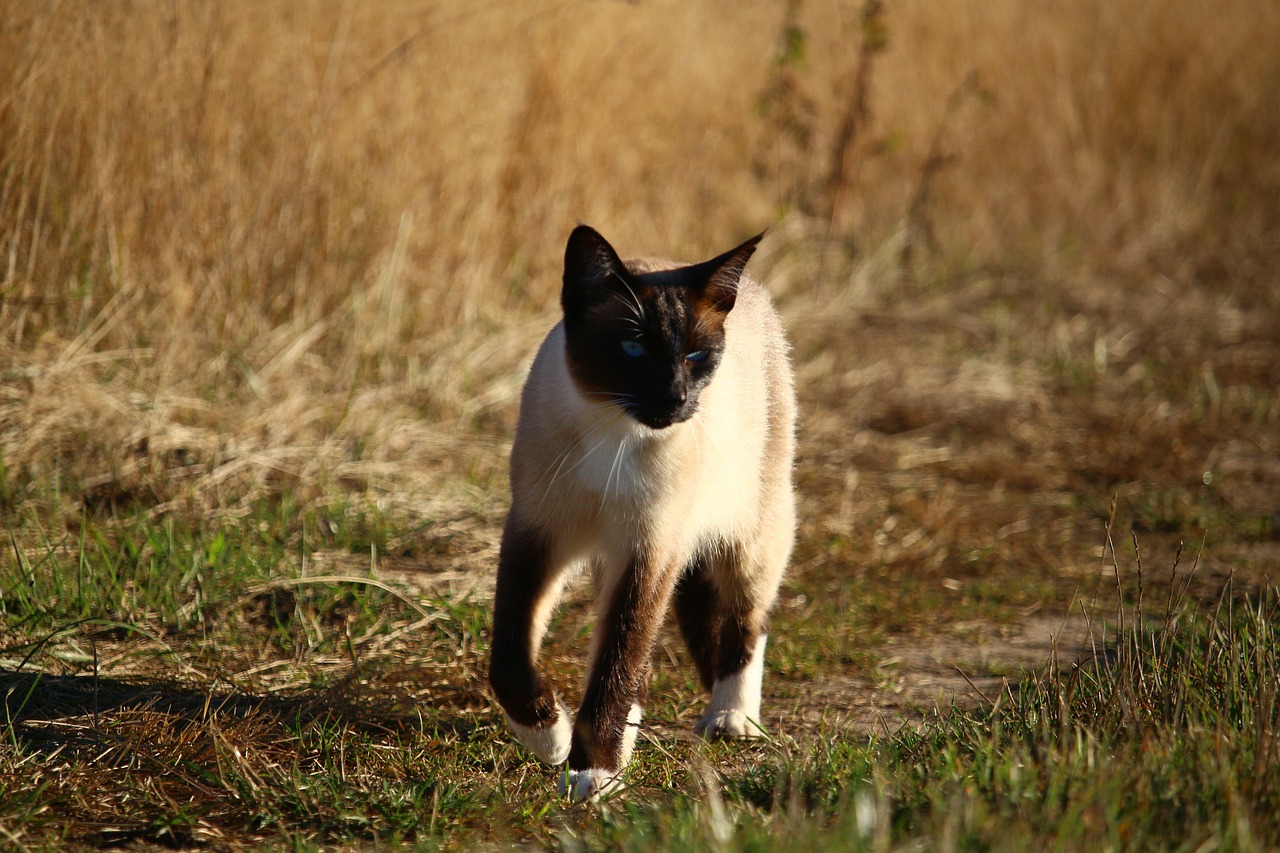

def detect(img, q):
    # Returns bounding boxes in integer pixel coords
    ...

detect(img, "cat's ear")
[691,232,763,314]
[562,225,627,316]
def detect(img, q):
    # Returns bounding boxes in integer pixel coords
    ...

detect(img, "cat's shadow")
[0,668,484,753]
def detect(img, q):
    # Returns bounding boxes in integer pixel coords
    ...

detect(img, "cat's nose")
[665,385,688,406]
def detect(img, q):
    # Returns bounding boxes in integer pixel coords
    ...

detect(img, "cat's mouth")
[628,403,697,430]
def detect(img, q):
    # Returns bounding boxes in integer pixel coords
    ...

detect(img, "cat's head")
[560,225,762,430]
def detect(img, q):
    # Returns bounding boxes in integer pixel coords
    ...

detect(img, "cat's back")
[699,269,795,489]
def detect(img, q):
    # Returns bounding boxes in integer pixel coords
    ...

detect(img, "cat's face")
[560,226,760,430]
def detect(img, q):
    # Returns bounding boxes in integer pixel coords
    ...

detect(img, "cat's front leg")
[489,522,573,765]
[563,551,680,801]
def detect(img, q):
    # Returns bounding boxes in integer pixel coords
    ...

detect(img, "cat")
[488,224,796,801]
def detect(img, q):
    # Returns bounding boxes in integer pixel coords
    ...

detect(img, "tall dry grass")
[1,0,1277,517]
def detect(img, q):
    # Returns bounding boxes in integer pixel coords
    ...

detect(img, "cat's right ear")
[562,225,627,317]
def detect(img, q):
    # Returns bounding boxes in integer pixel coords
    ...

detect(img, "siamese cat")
[488,225,796,801]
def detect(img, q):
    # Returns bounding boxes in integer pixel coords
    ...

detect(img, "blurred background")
[1,0,1277,571]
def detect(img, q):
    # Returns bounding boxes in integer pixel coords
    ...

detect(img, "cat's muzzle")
[631,402,697,430]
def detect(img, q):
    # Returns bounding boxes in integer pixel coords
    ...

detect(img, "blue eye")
[685,349,709,363]
[621,340,647,358]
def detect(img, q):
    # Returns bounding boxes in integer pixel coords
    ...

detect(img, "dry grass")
[3,0,1277,521]
[2,0,1279,847]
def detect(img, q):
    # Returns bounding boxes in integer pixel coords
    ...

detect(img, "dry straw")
[1,0,1277,519]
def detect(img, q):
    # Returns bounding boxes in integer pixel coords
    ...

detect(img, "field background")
[2,0,1278,849]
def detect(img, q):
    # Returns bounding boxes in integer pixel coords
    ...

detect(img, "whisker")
[607,289,645,324]
[691,307,718,341]
[608,269,648,324]
[536,398,640,507]
[580,391,637,401]
[579,391,640,418]
[605,431,630,503]
[538,410,628,506]
[538,443,583,508]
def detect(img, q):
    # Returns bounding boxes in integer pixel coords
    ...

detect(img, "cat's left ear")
[562,225,628,317]
[692,232,764,314]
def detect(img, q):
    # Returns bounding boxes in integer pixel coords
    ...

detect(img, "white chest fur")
[569,417,654,502]
[511,312,774,555]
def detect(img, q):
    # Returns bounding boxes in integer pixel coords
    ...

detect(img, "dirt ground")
[329,242,1279,739]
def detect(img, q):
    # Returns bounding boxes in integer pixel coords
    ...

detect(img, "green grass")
[2,497,1277,850]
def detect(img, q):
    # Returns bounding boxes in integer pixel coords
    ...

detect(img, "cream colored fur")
[505,262,795,801]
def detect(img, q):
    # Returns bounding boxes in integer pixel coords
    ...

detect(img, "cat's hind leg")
[489,521,575,765]
[679,541,787,740]
[696,625,769,739]
[673,552,724,692]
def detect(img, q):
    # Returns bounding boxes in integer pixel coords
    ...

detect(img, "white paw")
[558,767,626,802]
[507,699,572,765]
[695,708,766,739]
[696,635,768,739]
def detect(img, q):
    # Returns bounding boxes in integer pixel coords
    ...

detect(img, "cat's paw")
[694,708,766,740]
[508,700,572,765]
[697,637,768,740]
[558,767,626,802]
